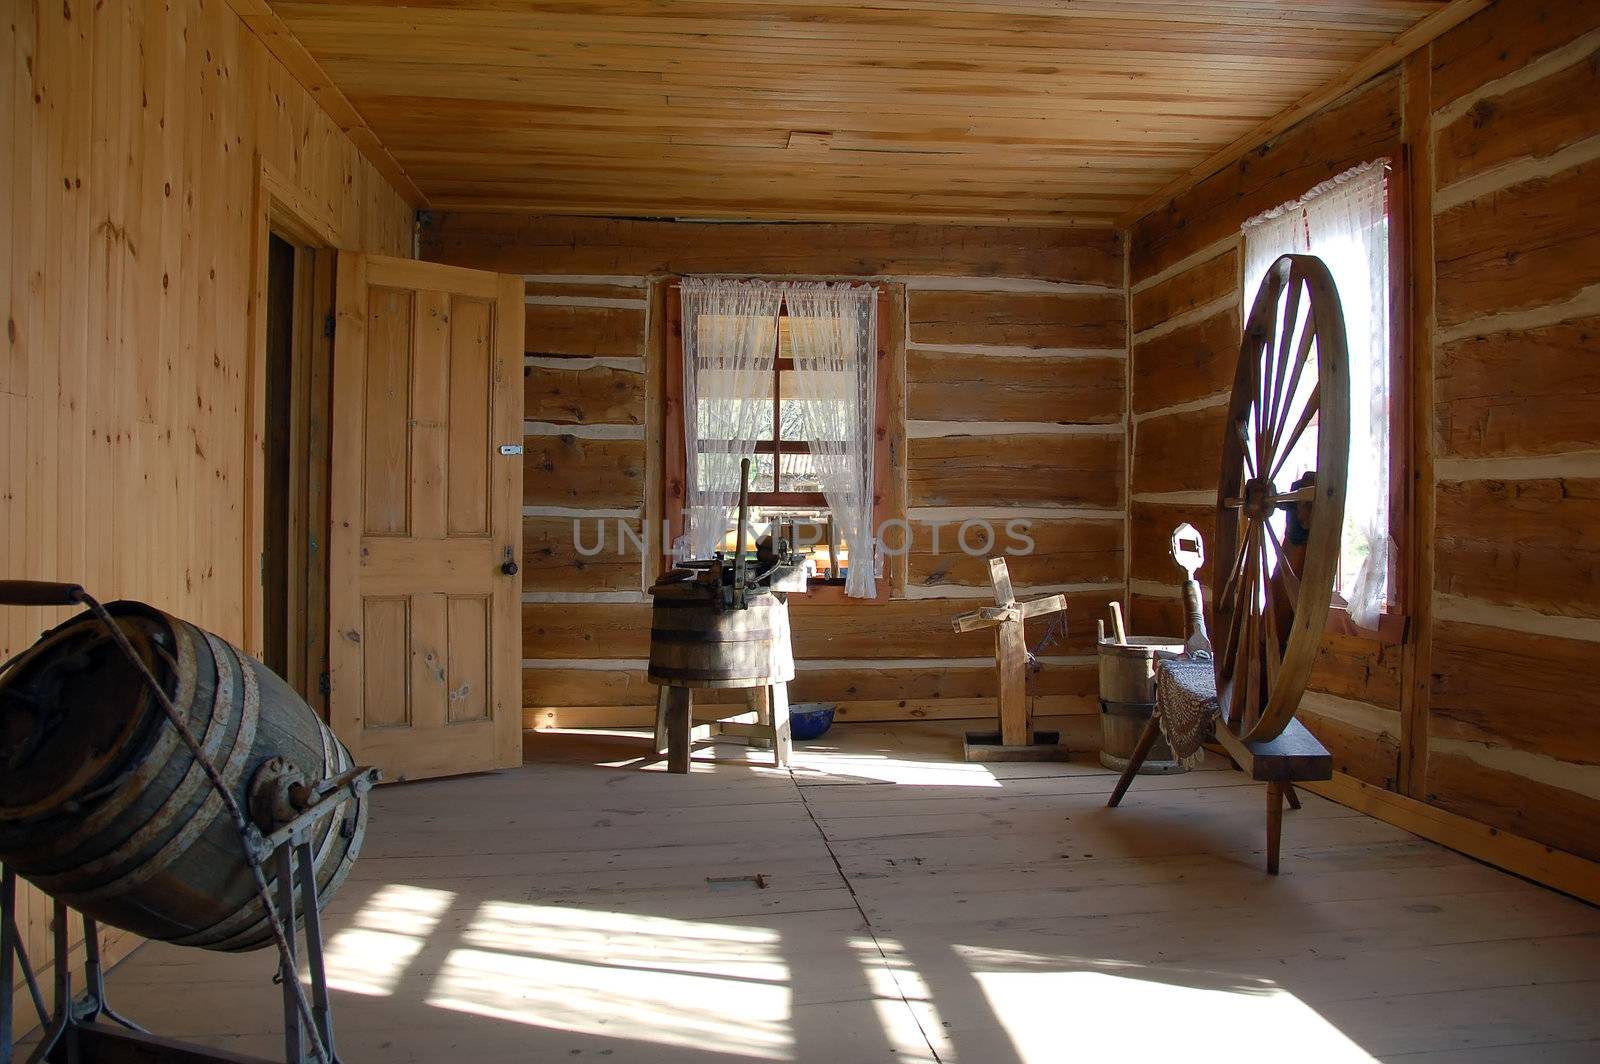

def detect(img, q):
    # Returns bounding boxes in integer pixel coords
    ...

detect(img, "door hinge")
[324,312,336,339]
[319,671,331,697]
[498,443,524,456]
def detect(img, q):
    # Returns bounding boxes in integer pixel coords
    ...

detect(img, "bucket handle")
[0,581,86,607]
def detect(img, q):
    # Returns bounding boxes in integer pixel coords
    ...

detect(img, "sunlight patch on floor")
[322,884,454,998]
[788,750,1004,789]
[860,934,953,1061]
[960,945,1376,1062]
[425,900,794,1059]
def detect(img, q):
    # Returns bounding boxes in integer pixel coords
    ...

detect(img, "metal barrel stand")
[0,766,375,1064]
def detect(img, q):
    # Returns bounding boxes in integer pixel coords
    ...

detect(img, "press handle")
[0,580,86,607]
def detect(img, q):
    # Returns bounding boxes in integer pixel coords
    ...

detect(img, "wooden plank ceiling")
[269,0,1449,226]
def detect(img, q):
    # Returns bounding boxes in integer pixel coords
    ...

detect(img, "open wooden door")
[328,254,524,782]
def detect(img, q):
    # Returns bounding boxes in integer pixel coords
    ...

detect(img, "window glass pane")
[778,367,850,444]
[777,450,824,493]
[696,368,773,442]
[741,506,854,581]
[695,451,772,493]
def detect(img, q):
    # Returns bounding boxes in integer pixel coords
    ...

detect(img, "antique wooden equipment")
[952,558,1068,761]
[1097,635,1187,774]
[1107,253,1348,873]
[0,580,377,1064]
[647,460,807,774]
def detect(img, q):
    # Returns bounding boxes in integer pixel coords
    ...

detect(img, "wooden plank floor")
[30,720,1600,1062]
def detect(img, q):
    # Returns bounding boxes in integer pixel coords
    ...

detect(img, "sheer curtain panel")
[784,282,879,598]
[678,278,783,561]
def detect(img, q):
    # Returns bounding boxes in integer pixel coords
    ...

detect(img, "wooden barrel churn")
[0,600,368,952]
[1097,635,1189,774]
[647,587,794,690]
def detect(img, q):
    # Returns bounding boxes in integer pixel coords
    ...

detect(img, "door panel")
[330,254,524,782]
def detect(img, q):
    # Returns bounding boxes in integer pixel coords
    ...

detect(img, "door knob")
[501,547,519,577]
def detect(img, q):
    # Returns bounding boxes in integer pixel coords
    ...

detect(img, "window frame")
[662,281,894,605]
[1246,154,1411,644]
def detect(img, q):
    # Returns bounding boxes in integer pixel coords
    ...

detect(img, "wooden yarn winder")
[1108,253,1350,873]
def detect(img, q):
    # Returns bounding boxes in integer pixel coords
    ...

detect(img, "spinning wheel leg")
[1107,715,1162,807]
[1266,781,1285,875]
[1283,780,1302,810]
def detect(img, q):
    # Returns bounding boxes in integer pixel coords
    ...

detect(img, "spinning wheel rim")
[1213,254,1350,744]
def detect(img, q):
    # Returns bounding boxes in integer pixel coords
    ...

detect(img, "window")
[664,280,891,602]
[1242,159,1407,639]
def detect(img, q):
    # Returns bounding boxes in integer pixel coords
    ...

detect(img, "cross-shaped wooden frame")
[952,558,1068,758]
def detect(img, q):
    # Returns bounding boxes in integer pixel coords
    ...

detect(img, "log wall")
[1,0,413,1032]
[1127,0,1600,864]
[421,214,1127,729]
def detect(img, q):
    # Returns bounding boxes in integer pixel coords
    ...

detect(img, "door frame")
[244,159,343,705]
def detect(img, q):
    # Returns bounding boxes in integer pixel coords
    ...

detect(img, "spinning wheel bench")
[1106,661,1332,874]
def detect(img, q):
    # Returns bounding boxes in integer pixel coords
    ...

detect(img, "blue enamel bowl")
[788,702,836,740]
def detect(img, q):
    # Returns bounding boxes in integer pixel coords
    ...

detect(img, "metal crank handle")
[0,580,86,607]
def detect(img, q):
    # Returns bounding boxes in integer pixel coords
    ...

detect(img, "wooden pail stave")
[646,590,795,690]
[0,601,367,952]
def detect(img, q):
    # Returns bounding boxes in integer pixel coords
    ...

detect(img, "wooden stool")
[652,681,792,774]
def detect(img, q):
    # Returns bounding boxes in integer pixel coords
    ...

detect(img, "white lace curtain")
[1242,159,1392,629]
[785,282,879,598]
[679,278,781,561]
[678,278,879,598]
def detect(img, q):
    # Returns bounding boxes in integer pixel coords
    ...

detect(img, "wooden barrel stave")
[0,602,366,951]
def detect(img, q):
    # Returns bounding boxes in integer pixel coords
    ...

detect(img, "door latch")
[498,444,524,456]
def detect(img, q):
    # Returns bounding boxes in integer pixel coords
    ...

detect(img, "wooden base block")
[962,730,1068,763]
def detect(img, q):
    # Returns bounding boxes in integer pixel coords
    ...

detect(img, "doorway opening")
[260,232,336,715]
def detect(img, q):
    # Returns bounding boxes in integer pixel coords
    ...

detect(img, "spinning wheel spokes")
[1213,255,1350,743]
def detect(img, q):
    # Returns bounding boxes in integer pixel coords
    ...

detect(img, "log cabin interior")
[2,0,1598,1061]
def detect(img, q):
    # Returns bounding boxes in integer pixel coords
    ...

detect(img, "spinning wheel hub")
[1241,477,1277,521]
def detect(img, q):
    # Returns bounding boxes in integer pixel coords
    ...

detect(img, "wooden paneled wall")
[1127,0,1600,866]
[1,0,413,1031]
[422,215,1127,729]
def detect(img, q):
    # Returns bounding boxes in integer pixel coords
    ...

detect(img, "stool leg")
[1266,781,1285,874]
[770,682,792,769]
[748,686,773,751]
[666,687,693,774]
[1283,780,1302,810]
[653,685,670,756]
[1106,714,1162,808]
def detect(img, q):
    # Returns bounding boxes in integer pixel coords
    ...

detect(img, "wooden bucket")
[1097,636,1188,774]
[0,601,367,952]
[647,591,795,690]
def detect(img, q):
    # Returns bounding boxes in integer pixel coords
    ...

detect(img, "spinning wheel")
[1214,254,1350,743]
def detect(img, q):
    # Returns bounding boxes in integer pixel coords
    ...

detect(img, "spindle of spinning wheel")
[1214,254,1350,744]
